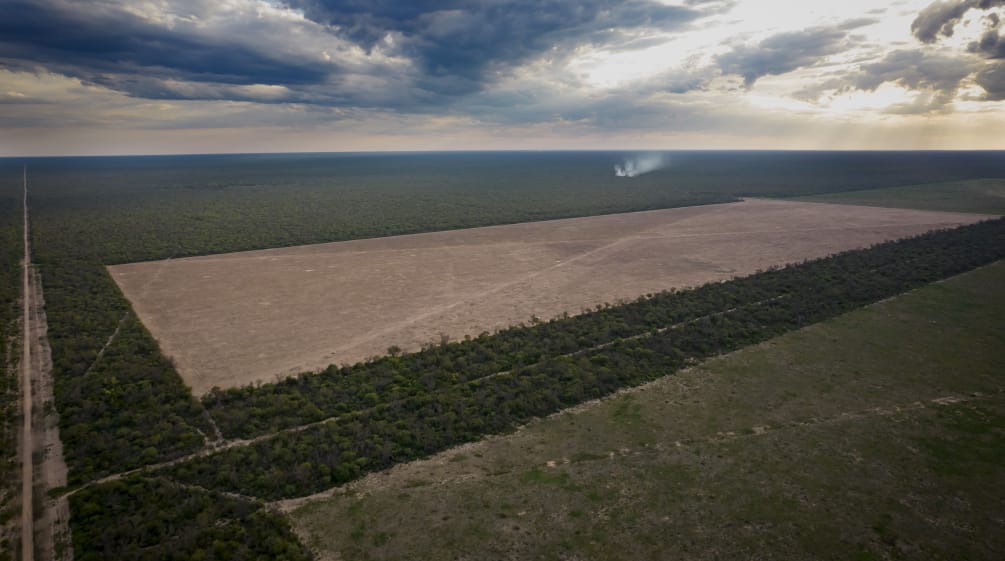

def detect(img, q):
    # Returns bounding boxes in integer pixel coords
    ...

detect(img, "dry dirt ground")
[108,198,992,395]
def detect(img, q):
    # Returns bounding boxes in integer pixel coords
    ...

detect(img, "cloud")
[855,49,979,92]
[907,0,1005,100]
[0,0,729,111]
[0,1,336,93]
[795,48,981,114]
[912,0,1004,43]
[286,0,710,96]
[968,27,1005,58]
[975,61,1005,97]
[715,25,858,87]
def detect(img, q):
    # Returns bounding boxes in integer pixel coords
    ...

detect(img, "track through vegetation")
[20,167,33,561]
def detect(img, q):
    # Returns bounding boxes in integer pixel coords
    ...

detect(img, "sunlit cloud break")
[614,154,669,178]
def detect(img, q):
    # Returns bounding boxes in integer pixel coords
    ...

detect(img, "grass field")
[108,199,988,394]
[791,178,1005,215]
[291,260,1005,561]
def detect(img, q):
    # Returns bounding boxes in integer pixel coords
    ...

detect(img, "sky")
[1,0,1004,155]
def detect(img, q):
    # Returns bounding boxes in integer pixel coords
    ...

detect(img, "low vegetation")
[791,177,1005,215]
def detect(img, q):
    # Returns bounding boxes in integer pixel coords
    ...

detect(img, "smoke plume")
[614,153,668,177]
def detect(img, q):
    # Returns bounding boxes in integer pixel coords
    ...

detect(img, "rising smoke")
[614,153,668,178]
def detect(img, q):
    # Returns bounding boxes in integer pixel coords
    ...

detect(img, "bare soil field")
[108,198,992,395]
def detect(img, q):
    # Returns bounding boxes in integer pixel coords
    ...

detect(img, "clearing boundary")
[109,198,990,394]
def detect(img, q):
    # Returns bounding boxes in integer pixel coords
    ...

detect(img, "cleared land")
[109,198,991,394]
[291,260,1005,561]
[792,178,1005,215]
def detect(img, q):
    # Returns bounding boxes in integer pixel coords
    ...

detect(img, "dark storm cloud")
[285,0,707,95]
[968,27,1005,57]
[911,0,1004,43]
[0,0,330,94]
[0,0,724,107]
[975,61,1005,97]
[715,26,854,87]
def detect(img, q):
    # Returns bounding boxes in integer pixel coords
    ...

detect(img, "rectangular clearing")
[108,198,992,394]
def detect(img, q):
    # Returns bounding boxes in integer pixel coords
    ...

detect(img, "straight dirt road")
[21,165,33,561]
[16,166,72,561]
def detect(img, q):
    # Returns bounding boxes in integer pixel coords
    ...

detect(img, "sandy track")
[108,198,992,395]
[19,167,70,561]
[20,166,32,561]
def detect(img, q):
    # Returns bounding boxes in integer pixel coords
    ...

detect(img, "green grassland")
[293,260,1005,561]
[791,178,1005,215]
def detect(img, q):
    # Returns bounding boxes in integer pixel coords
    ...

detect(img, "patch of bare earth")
[108,198,992,394]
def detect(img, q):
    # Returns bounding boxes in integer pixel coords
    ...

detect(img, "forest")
[0,170,22,560]
[2,152,1004,559]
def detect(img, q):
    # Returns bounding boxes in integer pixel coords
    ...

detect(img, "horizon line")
[4,147,1005,159]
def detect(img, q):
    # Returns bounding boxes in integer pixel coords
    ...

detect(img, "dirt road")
[21,166,33,561]
[19,167,71,561]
